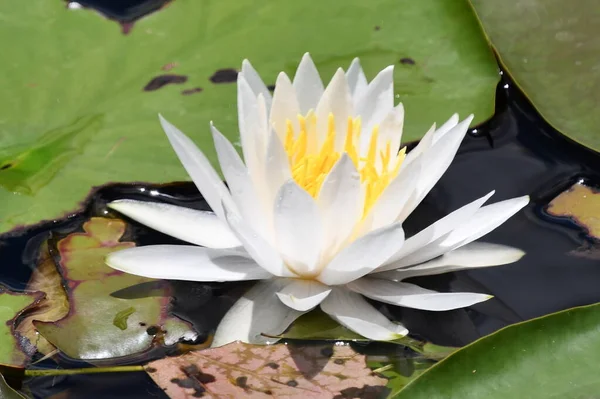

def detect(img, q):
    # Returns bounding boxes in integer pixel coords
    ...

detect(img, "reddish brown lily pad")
[547,183,600,239]
[145,341,388,398]
[34,217,196,360]
[0,285,43,367]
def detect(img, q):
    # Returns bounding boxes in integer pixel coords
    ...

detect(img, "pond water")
[2,66,599,397]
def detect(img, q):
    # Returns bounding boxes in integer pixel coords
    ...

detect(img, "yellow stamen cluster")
[284,113,405,217]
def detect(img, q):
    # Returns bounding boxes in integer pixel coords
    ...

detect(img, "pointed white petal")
[211,124,266,238]
[366,155,421,232]
[320,288,408,340]
[356,65,394,154]
[432,113,460,144]
[270,72,301,141]
[276,279,331,311]
[315,68,353,149]
[377,103,405,167]
[106,245,271,281]
[346,58,368,102]
[403,122,436,167]
[158,115,234,221]
[348,278,491,311]
[241,59,272,110]
[377,190,495,272]
[293,53,324,114]
[273,181,323,276]
[317,222,405,286]
[377,242,526,281]
[223,200,295,278]
[237,76,268,183]
[108,200,241,249]
[212,279,305,347]
[397,115,474,221]
[392,195,529,268]
[317,154,363,254]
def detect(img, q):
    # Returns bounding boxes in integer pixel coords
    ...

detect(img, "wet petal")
[212,279,305,347]
[320,288,408,340]
[317,221,405,285]
[273,181,324,275]
[347,278,492,311]
[106,245,271,281]
[276,279,331,311]
[159,115,234,221]
[108,200,241,249]
[293,53,324,114]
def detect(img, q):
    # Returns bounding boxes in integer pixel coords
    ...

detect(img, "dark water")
[2,69,600,396]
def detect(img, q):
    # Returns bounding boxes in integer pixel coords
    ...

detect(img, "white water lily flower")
[105,53,529,347]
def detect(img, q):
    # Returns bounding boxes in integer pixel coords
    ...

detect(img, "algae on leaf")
[0,0,497,233]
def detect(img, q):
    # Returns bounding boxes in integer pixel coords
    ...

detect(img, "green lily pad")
[0,373,27,399]
[0,286,42,367]
[34,217,196,360]
[0,0,498,233]
[470,0,600,152]
[396,303,600,398]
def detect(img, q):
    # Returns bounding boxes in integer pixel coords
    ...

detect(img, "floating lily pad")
[0,373,27,399]
[0,0,498,233]
[15,242,70,356]
[396,303,600,398]
[34,217,196,360]
[145,341,387,398]
[0,286,42,367]
[547,183,600,239]
[470,0,600,152]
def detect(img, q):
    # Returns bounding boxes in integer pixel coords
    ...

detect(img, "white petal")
[432,113,460,144]
[223,200,295,278]
[366,155,421,232]
[317,154,363,255]
[293,53,324,114]
[270,72,301,141]
[346,58,368,102]
[320,288,408,340]
[106,245,271,281]
[108,200,241,249]
[211,124,266,238]
[273,181,324,276]
[276,279,331,311]
[158,115,234,221]
[356,65,395,154]
[237,76,268,185]
[317,222,405,286]
[397,115,474,221]
[377,190,495,272]
[403,122,436,167]
[377,103,405,167]
[347,278,492,311]
[241,59,272,110]
[377,242,526,281]
[315,68,352,149]
[212,279,305,347]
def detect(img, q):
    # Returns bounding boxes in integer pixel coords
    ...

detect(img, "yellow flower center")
[283,113,406,217]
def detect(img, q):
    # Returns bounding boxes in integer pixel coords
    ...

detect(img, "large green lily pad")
[0,286,42,367]
[0,0,497,233]
[470,0,600,152]
[34,217,195,360]
[396,303,600,398]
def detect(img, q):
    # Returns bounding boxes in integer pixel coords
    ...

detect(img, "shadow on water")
[2,69,600,396]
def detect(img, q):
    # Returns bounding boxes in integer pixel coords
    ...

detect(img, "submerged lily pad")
[470,0,600,152]
[145,341,387,398]
[396,303,600,398]
[0,0,498,233]
[34,217,196,360]
[15,242,70,356]
[0,286,42,367]
[547,183,600,239]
